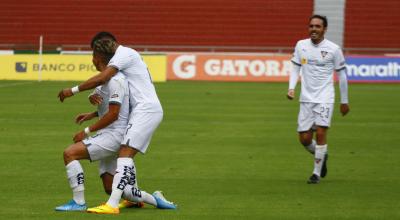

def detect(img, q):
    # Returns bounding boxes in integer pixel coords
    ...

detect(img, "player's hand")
[58,88,73,102]
[287,89,295,100]
[89,94,103,105]
[73,130,86,143]
[75,112,95,124]
[340,104,350,116]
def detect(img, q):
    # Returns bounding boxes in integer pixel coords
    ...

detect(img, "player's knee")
[63,149,76,163]
[299,135,312,146]
[300,139,311,146]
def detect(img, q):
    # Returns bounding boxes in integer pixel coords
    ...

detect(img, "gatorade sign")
[167,53,292,82]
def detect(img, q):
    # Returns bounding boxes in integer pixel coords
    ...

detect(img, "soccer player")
[55,49,137,211]
[57,32,176,214]
[287,15,350,184]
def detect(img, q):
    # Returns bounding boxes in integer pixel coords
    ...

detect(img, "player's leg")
[297,103,317,154]
[100,172,114,195]
[315,126,328,178]
[87,112,176,214]
[55,142,89,211]
[308,103,333,183]
[116,146,176,209]
[299,130,316,154]
[99,153,145,208]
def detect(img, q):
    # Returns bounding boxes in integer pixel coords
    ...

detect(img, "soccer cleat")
[307,174,320,184]
[55,199,87,211]
[118,200,145,209]
[321,154,328,178]
[86,203,119,214]
[152,191,177,209]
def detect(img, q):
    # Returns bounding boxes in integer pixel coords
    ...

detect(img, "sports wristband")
[84,127,91,135]
[71,86,80,94]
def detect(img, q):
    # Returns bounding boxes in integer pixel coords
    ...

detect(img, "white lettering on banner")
[347,62,400,77]
[173,55,196,79]
[204,59,219,76]
[204,59,291,77]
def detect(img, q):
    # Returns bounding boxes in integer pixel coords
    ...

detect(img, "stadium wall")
[0,54,166,82]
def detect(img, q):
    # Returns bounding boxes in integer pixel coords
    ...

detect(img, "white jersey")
[108,45,163,113]
[94,72,130,134]
[291,39,346,103]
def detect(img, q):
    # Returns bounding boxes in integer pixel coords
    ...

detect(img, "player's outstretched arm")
[337,68,350,116]
[73,104,120,143]
[58,66,118,102]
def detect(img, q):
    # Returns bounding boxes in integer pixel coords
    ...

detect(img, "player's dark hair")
[309,14,328,28]
[92,38,116,55]
[90,32,117,49]
[93,49,114,64]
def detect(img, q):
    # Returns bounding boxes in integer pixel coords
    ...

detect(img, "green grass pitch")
[0,80,399,219]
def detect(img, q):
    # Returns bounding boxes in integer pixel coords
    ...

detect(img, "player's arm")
[288,62,301,100]
[58,66,118,102]
[288,42,301,100]
[75,111,98,125]
[337,68,350,116]
[73,103,120,143]
[334,48,350,116]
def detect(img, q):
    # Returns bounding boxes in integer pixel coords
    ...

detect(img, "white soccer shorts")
[121,112,163,154]
[297,102,334,132]
[82,130,123,176]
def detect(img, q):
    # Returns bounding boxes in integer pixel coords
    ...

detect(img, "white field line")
[0,81,34,88]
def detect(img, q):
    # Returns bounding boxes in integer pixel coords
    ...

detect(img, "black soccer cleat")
[307,174,320,184]
[320,154,328,178]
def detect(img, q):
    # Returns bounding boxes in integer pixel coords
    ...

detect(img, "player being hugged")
[57,32,176,214]
[55,48,146,211]
[287,15,350,184]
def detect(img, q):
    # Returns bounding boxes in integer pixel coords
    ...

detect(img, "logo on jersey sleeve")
[111,94,119,98]
[301,58,308,64]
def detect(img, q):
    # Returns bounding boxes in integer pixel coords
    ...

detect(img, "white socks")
[313,144,327,176]
[304,139,316,154]
[107,158,134,208]
[122,187,157,206]
[66,160,85,205]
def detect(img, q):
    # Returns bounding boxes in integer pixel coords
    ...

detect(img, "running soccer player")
[55,49,142,211]
[287,15,350,184]
[57,32,176,214]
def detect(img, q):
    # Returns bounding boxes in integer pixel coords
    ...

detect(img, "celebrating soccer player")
[55,47,144,211]
[57,32,176,214]
[287,15,350,184]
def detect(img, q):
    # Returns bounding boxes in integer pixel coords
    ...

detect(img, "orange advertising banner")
[167,53,292,82]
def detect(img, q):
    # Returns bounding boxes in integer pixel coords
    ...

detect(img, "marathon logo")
[347,62,400,77]
[346,56,400,82]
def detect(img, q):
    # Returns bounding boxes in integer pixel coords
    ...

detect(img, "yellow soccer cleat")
[118,200,145,209]
[86,203,119,214]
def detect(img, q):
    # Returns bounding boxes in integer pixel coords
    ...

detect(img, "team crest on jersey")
[321,51,328,58]
[301,58,307,64]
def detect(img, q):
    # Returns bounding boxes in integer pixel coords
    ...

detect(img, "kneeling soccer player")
[55,50,142,211]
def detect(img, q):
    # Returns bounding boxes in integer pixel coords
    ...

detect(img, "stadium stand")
[0,0,312,52]
[345,0,400,51]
